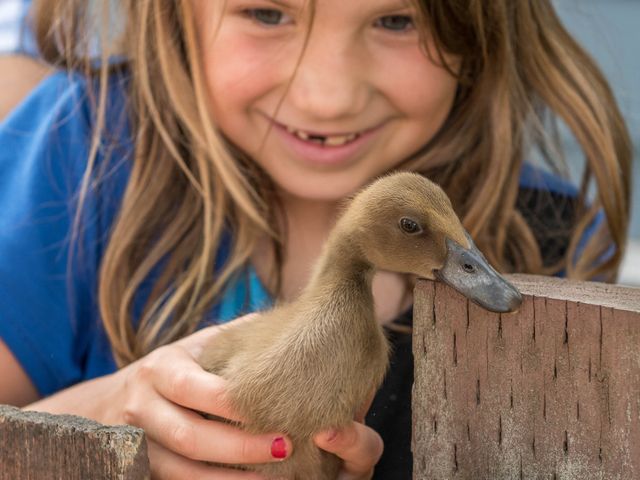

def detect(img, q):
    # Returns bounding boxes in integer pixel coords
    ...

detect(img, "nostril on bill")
[462,263,475,273]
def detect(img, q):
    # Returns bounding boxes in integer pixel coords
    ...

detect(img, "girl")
[0,0,631,479]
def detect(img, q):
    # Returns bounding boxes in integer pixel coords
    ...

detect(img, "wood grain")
[413,275,640,480]
[0,405,150,480]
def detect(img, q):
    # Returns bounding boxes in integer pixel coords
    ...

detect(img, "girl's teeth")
[287,127,358,146]
[324,134,355,146]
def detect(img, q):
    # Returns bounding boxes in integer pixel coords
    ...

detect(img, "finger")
[135,395,292,464]
[148,440,267,480]
[155,314,263,421]
[149,351,245,423]
[314,422,383,478]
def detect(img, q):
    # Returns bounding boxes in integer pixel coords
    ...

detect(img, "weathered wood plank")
[0,405,150,480]
[413,275,640,480]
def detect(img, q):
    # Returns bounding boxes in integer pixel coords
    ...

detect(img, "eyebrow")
[370,0,416,11]
[264,0,295,8]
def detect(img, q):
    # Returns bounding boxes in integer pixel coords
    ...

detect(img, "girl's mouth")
[284,126,360,147]
[268,117,385,167]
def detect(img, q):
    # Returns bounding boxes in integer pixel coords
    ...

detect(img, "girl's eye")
[375,15,414,33]
[244,8,290,26]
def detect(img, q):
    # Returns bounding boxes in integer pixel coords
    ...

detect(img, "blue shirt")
[0,71,593,398]
[0,71,270,396]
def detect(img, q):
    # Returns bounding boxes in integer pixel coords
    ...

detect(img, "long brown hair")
[32,0,631,366]
[406,1,631,280]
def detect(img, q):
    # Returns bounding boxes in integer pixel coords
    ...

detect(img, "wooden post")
[413,274,640,480]
[0,405,150,479]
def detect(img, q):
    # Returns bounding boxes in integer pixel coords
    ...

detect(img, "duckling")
[199,172,522,479]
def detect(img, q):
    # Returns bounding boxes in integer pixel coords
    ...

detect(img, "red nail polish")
[271,437,287,459]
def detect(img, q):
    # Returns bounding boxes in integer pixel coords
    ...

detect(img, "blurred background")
[0,0,637,284]
[555,0,639,285]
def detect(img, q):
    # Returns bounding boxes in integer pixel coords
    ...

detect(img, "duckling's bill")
[433,234,522,313]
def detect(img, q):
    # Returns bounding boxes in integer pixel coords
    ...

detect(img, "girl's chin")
[271,174,370,203]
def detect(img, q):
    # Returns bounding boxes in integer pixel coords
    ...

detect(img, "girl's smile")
[195,0,460,201]
[270,117,387,168]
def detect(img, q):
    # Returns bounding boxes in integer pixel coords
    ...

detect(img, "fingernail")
[271,437,287,459]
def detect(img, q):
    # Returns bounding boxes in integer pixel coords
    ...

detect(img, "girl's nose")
[286,35,370,122]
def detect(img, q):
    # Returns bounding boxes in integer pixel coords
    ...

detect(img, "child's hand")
[313,390,384,480]
[313,423,384,480]
[106,314,292,479]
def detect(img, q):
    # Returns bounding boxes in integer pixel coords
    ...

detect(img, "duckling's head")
[343,172,521,313]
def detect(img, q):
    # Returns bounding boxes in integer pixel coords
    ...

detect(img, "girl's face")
[195,0,459,202]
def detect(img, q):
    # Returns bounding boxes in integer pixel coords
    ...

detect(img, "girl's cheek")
[375,47,458,115]
[204,35,298,97]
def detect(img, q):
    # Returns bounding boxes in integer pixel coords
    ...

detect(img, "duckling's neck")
[302,229,374,308]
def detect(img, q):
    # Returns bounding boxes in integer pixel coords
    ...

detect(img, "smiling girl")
[0,0,631,479]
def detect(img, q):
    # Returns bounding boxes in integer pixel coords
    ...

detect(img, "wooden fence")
[413,274,640,479]
[0,405,149,479]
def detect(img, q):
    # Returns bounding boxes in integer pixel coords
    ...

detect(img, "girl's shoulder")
[0,69,133,396]
[519,162,578,196]
[0,67,133,207]
[517,163,584,268]
[2,68,133,150]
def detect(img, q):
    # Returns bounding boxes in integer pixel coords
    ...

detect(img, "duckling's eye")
[462,263,476,273]
[399,217,422,234]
